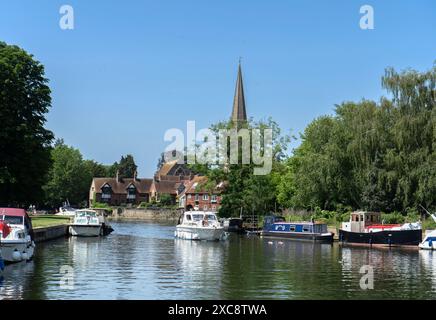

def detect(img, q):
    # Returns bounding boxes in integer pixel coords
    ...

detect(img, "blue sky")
[1,0,435,176]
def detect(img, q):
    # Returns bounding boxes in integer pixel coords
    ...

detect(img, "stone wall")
[33,225,69,243]
[111,207,181,221]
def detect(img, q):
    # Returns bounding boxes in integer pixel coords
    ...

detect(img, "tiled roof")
[92,178,153,194]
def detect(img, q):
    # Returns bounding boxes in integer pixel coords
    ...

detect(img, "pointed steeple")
[231,62,247,124]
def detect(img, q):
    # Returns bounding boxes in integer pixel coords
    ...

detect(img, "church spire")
[231,62,247,124]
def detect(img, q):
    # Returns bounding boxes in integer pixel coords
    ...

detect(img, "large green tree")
[0,42,54,206]
[107,154,137,178]
[277,64,436,213]
[192,118,291,217]
[43,140,108,207]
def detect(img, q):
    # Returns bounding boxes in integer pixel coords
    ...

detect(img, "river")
[1,220,436,300]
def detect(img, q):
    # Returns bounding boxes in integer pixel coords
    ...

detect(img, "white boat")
[419,208,436,250]
[69,209,102,237]
[55,201,77,216]
[175,211,225,241]
[0,208,35,263]
[69,209,114,237]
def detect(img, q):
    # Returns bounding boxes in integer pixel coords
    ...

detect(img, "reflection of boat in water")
[0,208,35,263]
[339,211,422,247]
[0,259,35,299]
[69,209,114,237]
[262,215,334,243]
[175,211,225,241]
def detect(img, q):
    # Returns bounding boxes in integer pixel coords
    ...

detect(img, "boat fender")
[22,251,28,261]
[12,250,22,261]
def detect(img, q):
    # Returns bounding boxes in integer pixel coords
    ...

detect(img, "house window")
[211,195,217,203]
[195,194,199,201]
[203,205,208,211]
[211,205,216,211]
[127,185,136,201]
[101,184,112,202]
[187,194,191,199]
[203,194,209,201]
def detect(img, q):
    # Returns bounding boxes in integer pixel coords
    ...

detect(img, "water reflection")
[0,221,435,300]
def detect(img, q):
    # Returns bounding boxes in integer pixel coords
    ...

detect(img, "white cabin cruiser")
[0,208,35,263]
[175,211,225,241]
[69,209,102,237]
[55,203,77,216]
[69,209,114,237]
[419,210,436,250]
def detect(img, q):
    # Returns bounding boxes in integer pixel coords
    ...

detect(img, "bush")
[91,201,112,210]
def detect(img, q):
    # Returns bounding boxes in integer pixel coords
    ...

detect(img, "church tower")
[231,63,247,125]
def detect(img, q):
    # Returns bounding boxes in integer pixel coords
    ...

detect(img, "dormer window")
[127,184,136,201]
[101,184,112,201]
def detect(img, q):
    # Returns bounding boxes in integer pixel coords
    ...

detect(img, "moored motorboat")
[69,209,114,237]
[0,208,35,263]
[55,201,77,216]
[222,217,243,233]
[339,211,422,247]
[175,211,225,241]
[261,215,334,242]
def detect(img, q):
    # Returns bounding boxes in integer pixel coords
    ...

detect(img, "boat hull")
[175,226,224,241]
[1,240,35,263]
[262,231,334,243]
[69,224,101,237]
[339,229,422,246]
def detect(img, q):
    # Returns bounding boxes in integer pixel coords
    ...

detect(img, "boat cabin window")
[77,211,96,217]
[205,214,217,221]
[192,214,204,221]
[290,225,296,232]
[1,215,24,225]
[303,226,310,232]
[186,214,192,221]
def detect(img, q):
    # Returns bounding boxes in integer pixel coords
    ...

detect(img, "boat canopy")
[0,208,28,217]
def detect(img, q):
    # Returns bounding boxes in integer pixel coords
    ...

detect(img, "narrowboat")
[262,215,334,242]
[339,211,422,247]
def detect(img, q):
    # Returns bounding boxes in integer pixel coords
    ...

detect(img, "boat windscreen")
[1,215,24,225]
[192,214,204,221]
[78,211,96,217]
[205,214,217,221]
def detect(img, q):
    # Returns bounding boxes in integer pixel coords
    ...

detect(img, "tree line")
[200,64,435,218]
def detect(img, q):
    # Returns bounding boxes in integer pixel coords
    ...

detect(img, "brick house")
[178,176,224,212]
[89,161,193,206]
[89,174,153,206]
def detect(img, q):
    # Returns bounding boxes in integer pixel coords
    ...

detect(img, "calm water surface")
[1,220,436,300]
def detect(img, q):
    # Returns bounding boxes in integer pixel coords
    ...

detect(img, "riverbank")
[30,215,71,243]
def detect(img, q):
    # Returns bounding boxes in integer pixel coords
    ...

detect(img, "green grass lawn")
[30,215,72,228]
